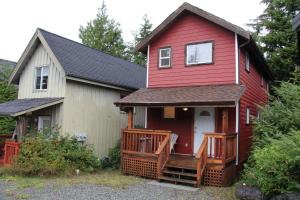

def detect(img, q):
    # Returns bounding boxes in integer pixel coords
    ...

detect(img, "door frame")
[193,107,215,154]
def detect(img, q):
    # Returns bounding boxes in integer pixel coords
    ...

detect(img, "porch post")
[127,108,133,129]
[15,115,27,142]
[221,108,228,133]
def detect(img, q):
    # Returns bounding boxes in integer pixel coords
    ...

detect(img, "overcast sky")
[0,0,265,62]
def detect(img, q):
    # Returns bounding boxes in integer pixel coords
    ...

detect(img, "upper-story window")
[245,52,250,72]
[159,47,171,68]
[35,66,49,90]
[246,107,250,125]
[186,41,213,65]
[261,75,264,87]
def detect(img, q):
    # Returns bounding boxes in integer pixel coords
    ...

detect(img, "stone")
[235,182,264,200]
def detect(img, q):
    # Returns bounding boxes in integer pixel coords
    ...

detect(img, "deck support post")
[221,108,228,133]
[127,108,133,129]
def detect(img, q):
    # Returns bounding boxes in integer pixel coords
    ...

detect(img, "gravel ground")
[0,180,236,200]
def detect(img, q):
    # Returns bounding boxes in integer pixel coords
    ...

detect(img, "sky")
[0,0,265,62]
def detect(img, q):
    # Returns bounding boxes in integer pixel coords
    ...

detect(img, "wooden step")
[163,169,197,177]
[159,176,197,185]
[166,164,197,171]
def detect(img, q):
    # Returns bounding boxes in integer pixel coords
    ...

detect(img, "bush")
[12,129,100,176]
[242,131,300,197]
[101,141,121,169]
[253,82,300,148]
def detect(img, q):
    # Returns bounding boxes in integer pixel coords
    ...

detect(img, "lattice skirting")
[122,157,157,179]
[204,164,236,187]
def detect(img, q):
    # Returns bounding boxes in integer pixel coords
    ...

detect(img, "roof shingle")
[115,84,245,106]
[39,29,146,90]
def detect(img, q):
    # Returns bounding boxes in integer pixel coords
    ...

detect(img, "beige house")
[0,28,146,157]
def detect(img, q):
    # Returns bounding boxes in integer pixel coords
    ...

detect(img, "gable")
[17,42,66,98]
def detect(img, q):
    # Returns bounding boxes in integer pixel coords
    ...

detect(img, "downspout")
[145,45,150,128]
[235,35,250,165]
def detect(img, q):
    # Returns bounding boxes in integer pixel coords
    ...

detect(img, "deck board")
[167,154,197,170]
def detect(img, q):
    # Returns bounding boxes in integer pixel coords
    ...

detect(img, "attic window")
[35,66,49,90]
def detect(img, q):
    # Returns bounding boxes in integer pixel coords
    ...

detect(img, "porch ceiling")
[0,98,63,117]
[115,84,245,107]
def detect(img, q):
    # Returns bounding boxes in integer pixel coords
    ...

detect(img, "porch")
[121,128,237,187]
[115,84,244,187]
[0,98,63,166]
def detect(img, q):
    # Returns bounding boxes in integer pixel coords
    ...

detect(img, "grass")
[0,167,142,189]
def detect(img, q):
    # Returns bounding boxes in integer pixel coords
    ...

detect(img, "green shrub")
[242,131,300,196]
[12,129,100,176]
[253,82,300,148]
[101,141,121,169]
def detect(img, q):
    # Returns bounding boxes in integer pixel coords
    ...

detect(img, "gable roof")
[135,2,273,80]
[10,29,146,90]
[136,2,250,52]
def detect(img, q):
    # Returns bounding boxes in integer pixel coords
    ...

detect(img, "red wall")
[148,13,236,88]
[147,107,194,154]
[238,49,269,164]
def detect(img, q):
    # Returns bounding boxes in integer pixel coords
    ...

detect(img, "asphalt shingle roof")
[115,84,245,106]
[39,29,146,90]
[0,98,63,116]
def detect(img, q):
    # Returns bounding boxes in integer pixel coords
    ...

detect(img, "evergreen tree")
[79,1,128,59]
[249,0,300,81]
[0,64,17,134]
[131,15,153,66]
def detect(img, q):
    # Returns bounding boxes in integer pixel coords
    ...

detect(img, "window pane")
[35,68,42,89]
[160,48,170,57]
[42,76,48,89]
[160,58,170,66]
[42,66,49,76]
[187,42,212,64]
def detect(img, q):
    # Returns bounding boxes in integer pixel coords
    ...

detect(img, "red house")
[115,3,272,187]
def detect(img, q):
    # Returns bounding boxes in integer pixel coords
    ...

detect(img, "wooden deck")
[121,128,237,187]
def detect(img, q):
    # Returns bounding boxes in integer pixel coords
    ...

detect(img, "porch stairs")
[158,154,199,187]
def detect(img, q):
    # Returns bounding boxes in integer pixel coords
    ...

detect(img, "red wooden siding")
[148,13,236,88]
[147,107,194,154]
[238,49,269,164]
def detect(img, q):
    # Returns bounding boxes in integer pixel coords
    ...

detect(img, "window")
[159,47,171,68]
[38,116,51,130]
[261,75,264,87]
[257,111,260,120]
[164,106,175,119]
[35,66,49,90]
[186,41,213,65]
[245,52,250,72]
[246,107,250,125]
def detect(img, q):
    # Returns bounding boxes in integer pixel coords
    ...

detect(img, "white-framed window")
[246,107,250,125]
[186,41,213,65]
[261,75,264,87]
[159,47,171,68]
[38,116,51,130]
[257,111,260,120]
[245,52,250,72]
[35,66,49,90]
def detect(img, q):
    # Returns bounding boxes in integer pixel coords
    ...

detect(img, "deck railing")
[195,132,237,185]
[121,129,171,179]
[204,132,237,165]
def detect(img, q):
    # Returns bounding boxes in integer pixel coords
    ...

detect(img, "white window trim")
[159,47,171,68]
[246,107,250,125]
[257,111,260,120]
[186,41,213,65]
[245,52,250,72]
[34,66,49,91]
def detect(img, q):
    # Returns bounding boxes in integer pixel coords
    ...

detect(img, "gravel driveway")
[0,180,236,200]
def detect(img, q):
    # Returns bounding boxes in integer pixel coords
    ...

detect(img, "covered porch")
[0,97,63,165]
[115,84,245,187]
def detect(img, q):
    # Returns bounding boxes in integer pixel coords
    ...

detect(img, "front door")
[194,107,215,154]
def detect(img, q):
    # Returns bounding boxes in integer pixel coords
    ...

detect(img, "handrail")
[196,136,208,186]
[155,135,169,155]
